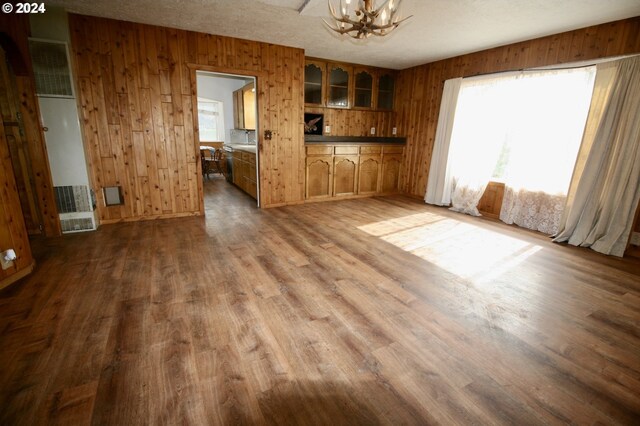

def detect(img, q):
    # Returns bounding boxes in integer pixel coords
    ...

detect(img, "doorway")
[195,71,260,214]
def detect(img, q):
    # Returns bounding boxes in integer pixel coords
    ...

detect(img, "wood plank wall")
[305,106,395,137]
[68,15,305,221]
[0,14,61,236]
[0,118,35,288]
[395,17,640,197]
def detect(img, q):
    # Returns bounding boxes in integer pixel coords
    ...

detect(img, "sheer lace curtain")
[446,74,520,216]
[426,67,596,232]
[499,68,596,234]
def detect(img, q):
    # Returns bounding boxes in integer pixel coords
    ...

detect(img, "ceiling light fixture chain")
[324,0,412,39]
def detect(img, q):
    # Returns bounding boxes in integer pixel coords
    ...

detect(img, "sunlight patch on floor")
[358,213,543,283]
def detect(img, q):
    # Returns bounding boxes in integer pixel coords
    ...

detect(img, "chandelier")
[324,0,411,39]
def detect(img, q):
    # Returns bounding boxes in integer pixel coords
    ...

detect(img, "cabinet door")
[232,157,242,186]
[377,73,395,110]
[333,155,358,196]
[242,83,256,130]
[233,89,244,129]
[327,64,351,108]
[304,61,325,106]
[381,154,401,193]
[306,155,333,199]
[358,155,382,195]
[353,69,373,109]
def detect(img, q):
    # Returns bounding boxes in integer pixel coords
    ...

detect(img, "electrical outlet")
[325,125,331,134]
[392,127,397,135]
[370,127,376,135]
[0,249,16,270]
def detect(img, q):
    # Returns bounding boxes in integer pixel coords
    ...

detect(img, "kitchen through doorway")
[195,71,259,214]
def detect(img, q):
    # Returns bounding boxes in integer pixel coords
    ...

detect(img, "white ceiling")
[48,0,640,70]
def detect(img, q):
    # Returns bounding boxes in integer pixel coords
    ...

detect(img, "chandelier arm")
[322,19,358,34]
[325,0,410,38]
[372,0,393,15]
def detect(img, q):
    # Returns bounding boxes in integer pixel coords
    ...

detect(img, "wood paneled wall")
[0,118,35,289]
[396,17,640,197]
[0,14,61,236]
[68,15,305,221]
[305,106,396,137]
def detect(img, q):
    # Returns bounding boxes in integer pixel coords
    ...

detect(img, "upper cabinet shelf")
[304,58,395,111]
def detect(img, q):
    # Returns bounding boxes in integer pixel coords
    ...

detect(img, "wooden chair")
[204,148,226,179]
[200,149,210,178]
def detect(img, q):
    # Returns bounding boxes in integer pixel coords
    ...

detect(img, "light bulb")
[381,9,387,24]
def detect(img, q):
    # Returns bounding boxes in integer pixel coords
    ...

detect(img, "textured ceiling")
[47,0,640,69]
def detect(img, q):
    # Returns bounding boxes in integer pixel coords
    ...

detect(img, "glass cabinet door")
[354,70,373,108]
[304,62,324,106]
[327,65,350,108]
[377,73,395,110]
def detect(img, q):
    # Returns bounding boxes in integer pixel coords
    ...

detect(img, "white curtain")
[447,74,519,216]
[499,67,596,234]
[425,77,462,206]
[424,78,462,206]
[553,56,640,256]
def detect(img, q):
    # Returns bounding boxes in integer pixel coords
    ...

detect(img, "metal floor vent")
[60,217,95,233]
[54,185,98,233]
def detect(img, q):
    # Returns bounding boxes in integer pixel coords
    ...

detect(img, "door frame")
[187,64,267,212]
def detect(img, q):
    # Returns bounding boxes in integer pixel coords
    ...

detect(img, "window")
[448,67,596,195]
[197,98,224,141]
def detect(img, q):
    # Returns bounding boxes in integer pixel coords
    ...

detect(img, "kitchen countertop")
[224,144,257,154]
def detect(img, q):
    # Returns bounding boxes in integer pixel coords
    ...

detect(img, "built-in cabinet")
[305,144,403,201]
[233,82,256,130]
[232,149,257,199]
[304,59,395,111]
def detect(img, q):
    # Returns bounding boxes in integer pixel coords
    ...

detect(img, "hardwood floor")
[1,177,640,425]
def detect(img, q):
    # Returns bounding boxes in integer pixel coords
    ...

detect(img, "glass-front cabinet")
[354,69,373,109]
[377,73,395,110]
[304,59,395,111]
[327,64,351,108]
[304,61,325,106]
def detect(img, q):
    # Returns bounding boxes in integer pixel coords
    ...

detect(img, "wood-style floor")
[1,176,640,425]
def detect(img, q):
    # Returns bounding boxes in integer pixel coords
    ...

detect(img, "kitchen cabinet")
[377,73,395,110]
[304,59,395,112]
[305,144,402,201]
[333,155,358,196]
[231,149,257,199]
[358,155,382,194]
[304,61,325,106]
[354,69,374,109]
[233,82,256,130]
[305,155,333,199]
[381,150,402,193]
[327,64,352,108]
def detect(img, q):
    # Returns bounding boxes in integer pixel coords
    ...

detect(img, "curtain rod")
[444,54,639,82]
[458,63,595,81]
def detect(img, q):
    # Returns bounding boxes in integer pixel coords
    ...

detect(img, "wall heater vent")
[28,39,74,98]
[54,185,98,233]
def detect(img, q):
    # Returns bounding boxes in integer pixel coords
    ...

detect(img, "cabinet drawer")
[307,146,333,155]
[248,163,256,180]
[241,151,252,161]
[383,146,404,154]
[232,150,242,159]
[334,146,358,155]
[360,146,382,154]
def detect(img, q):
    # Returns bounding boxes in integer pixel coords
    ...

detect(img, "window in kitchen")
[197,98,224,142]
